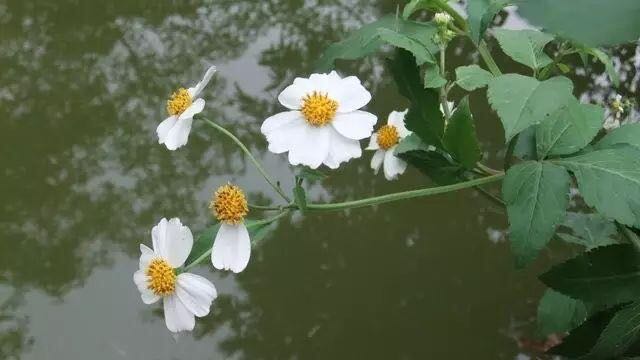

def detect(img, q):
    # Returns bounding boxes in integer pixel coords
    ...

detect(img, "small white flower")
[434,12,453,26]
[157,65,217,151]
[603,116,621,130]
[261,71,377,169]
[367,110,411,180]
[210,184,251,273]
[133,218,217,333]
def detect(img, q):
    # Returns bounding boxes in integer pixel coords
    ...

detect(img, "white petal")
[323,128,362,169]
[265,119,307,154]
[163,117,193,151]
[383,148,408,180]
[178,98,205,121]
[277,79,314,109]
[330,76,372,113]
[189,65,217,98]
[151,218,168,257]
[139,244,155,270]
[157,116,178,144]
[163,295,195,333]
[151,218,193,268]
[211,223,251,273]
[287,125,331,169]
[371,149,385,174]
[366,133,380,150]
[133,270,160,305]
[331,111,377,140]
[261,111,303,135]
[176,273,217,317]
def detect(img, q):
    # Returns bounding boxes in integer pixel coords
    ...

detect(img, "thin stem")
[249,203,283,211]
[477,40,502,77]
[476,162,502,176]
[199,117,291,202]
[474,185,506,207]
[303,174,504,212]
[439,44,452,121]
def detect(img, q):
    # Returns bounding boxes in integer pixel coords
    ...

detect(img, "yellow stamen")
[376,125,399,150]
[210,184,248,224]
[146,259,176,297]
[301,91,338,127]
[166,88,192,116]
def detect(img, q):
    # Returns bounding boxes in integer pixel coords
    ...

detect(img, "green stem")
[439,44,452,121]
[303,174,504,212]
[476,162,502,176]
[477,40,502,77]
[199,117,291,203]
[249,203,283,211]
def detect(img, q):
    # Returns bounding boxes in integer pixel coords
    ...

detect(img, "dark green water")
[0,1,631,359]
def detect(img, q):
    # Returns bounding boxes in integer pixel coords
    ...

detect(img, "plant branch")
[477,40,502,77]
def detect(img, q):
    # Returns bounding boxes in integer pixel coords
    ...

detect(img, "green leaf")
[487,74,574,141]
[537,289,587,336]
[293,183,307,212]
[467,0,510,43]
[589,48,621,87]
[596,123,640,150]
[493,29,554,70]
[387,49,445,147]
[316,15,439,71]
[423,63,447,88]
[455,65,494,91]
[297,167,327,181]
[556,63,571,74]
[516,0,640,47]
[553,146,640,227]
[502,161,571,266]
[588,301,640,359]
[540,244,640,305]
[396,134,464,185]
[559,212,619,249]
[443,96,481,169]
[402,0,436,19]
[512,127,537,161]
[376,28,436,66]
[535,98,604,158]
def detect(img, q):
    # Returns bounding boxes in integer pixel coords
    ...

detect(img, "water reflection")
[0,0,637,359]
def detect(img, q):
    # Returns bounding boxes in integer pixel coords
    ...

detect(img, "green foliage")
[316,15,439,71]
[503,161,570,266]
[395,134,464,185]
[586,48,621,87]
[423,63,447,88]
[588,301,640,359]
[466,0,510,43]
[537,289,587,336]
[512,127,537,161]
[535,98,604,158]
[455,65,494,91]
[540,244,640,305]
[516,0,640,47]
[443,97,481,169]
[596,123,640,150]
[297,167,327,181]
[493,29,554,70]
[487,74,574,142]
[293,181,308,212]
[558,212,619,249]
[554,146,640,227]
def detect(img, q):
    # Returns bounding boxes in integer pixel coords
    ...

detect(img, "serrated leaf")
[467,0,510,43]
[540,244,640,305]
[537,289,587,336]
[503,161,570,266]
[559,212,619,249]
[516,0,640,47]
[587,301,640,359]
[553,146,640,227]
[395,134,463,185]
[596,123,640,150]
[424,63,447,88]
[402,0,437,19]
[443,96,481,169]
[376,28,436,66]
[455,65,494,91]
[535,98,604,158]
[487,74,574,141]
[493,29,554,70]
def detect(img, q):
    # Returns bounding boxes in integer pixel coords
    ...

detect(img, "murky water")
[0,1,634,359]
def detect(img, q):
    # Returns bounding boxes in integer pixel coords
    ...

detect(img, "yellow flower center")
[146,259,176,297]
[300,91,338,127]
[376,125,399,150]
[210,184,249,224]
[166,88,192,116]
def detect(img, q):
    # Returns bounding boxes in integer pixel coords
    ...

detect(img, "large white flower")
[367,110,411,180]
[210,184,251,273]
[261,71,377,169]
[133,218,217,333]
[157,65,217,151]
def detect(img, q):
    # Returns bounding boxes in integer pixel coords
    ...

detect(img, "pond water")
[0,1,632,359]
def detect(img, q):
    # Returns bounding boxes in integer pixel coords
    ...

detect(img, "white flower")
[434,12,453,26]
[603,116,621,130]
[604,95,625,130]
[261,71,377,169]
[133,218,217,333]
[367,110,411,180]
[157,65,217,151]
[210,184,251,273]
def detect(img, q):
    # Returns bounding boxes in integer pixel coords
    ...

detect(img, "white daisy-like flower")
[367,110,412,180]
[157,65,217,151]
[133,218,217,333]
[210,184,251,273]
[261,71,377,169]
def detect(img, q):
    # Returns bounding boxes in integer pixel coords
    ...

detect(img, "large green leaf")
[516,0,640,47]
[512,127,537,161]
[558,212,619,249]
[596,123,640,150]
[395,134,464,185]
[316,15,439,71]
[423,63,447,89]
[553,146,640,227]
[387,49,445,147]
[535,98,604,158]
[540,244,640,305]
[587,301,640,359]
[487,74,574,141]
[455,64,494,91]
[466,0,510,43]
[493,29,554,70]
[503,161,570,266]
[537,289,587,336]
[443,96,481,169]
